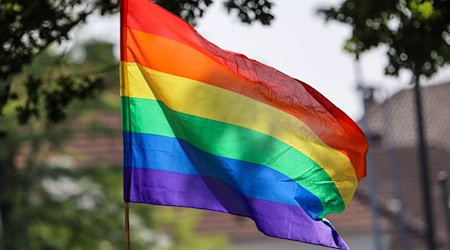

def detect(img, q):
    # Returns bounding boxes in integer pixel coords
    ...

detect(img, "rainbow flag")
[120,0,367,248]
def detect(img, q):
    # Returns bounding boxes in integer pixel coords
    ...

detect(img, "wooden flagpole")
[124,202,131,250]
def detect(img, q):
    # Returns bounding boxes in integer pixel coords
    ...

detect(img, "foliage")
[0,42,115,249]
[4,44,112,124]
[318,0,450,78]
[0,0,114,122]
[155,0,274,26]
[0,0,274,124]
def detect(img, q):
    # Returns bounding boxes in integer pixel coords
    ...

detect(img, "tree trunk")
[413,76,436,250]
[0,135,25,250]
[1,159,15,249]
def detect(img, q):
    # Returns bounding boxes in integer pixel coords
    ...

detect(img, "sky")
[70,0,450,119]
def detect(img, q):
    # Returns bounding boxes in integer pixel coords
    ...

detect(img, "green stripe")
[121,96,345,216]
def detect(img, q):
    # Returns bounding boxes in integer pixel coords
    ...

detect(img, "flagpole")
[124,202,131,250]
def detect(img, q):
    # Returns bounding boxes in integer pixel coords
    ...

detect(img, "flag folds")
[120,0,367,249]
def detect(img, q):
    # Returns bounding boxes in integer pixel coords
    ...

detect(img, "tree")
[1,1,275,248]
[0,44,106,249]
[318,0,450,78]
[0,0,274,124]
[318,1,450,249]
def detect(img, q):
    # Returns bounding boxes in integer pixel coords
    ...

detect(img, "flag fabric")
[120,0,367,249]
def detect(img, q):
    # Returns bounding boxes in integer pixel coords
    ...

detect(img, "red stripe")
[120,0,129,61]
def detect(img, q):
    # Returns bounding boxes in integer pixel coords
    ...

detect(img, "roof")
[365,82,450,151]
[360,82,450,248]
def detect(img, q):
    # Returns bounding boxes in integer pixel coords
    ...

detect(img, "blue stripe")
[123,131,324,218]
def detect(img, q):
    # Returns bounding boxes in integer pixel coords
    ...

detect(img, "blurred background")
[1,0,449,249]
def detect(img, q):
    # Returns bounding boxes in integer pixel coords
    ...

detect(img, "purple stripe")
[124,167,349,249]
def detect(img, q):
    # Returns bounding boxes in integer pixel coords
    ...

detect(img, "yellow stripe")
[120,61,356,206]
